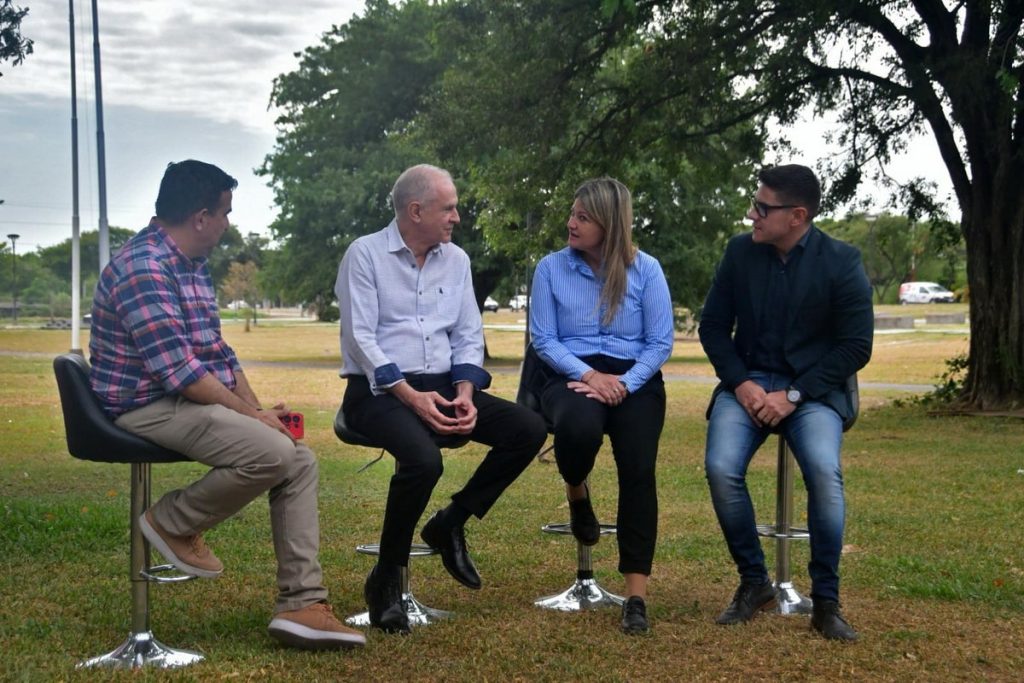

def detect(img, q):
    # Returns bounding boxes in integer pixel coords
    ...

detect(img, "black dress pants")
[539,355,665,575]
[343,374,547,567]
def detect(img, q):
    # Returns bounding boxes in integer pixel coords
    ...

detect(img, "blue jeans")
[704,372,846,601]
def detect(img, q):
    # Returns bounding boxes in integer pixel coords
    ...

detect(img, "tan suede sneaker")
[139,509,223,578]
[268,602,367,650]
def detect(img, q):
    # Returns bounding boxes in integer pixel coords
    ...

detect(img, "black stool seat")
[55,354,186,465]
[53,353,202,669]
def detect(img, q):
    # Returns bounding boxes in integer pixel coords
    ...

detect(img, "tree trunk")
[960,179,1024,410]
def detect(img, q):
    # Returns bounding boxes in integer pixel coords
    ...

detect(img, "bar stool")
[53,353,203,669]
[333,407,468,628]
[516,345,623,611]
[755,375,860,615]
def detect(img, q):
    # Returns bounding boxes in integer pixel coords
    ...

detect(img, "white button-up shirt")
[335,220,490,394]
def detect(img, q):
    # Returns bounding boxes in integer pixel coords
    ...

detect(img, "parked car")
[508,294,530,311]
[898,281,955,304]
[483,296,499,312]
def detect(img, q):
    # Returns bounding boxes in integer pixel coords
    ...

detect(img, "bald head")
[391,164,453,217]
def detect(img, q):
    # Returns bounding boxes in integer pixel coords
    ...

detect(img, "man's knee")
[395,448,444,485]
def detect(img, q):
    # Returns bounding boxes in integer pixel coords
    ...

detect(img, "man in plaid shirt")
[89,160,365,651]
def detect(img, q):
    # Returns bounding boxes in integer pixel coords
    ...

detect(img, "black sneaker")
[715,580,776,625]
[363,564,410,634]
[811,599,858,641]
[568,485,600,546]
[620,596,649,635]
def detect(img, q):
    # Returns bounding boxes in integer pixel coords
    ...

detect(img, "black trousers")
[540,355,666,575]
[343,374,547,567]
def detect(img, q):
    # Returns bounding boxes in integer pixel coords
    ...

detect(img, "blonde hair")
[574,177,636,324]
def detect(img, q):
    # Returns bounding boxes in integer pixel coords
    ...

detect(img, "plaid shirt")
[89,221,241,416]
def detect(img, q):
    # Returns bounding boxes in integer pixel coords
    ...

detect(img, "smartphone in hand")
[280,412,304,439]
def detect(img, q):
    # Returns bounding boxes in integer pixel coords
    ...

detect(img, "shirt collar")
[567,248,595,274]
[147,220,204,270]
[385,219,445,257]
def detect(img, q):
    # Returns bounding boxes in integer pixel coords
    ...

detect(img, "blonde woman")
[529,177,674,634]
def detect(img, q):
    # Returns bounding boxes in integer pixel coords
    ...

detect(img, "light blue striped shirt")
[530,247,674,393]
[335,220,490,394]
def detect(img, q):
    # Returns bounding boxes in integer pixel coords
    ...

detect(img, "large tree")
[444,0,1022,408]
[531,0,1021,409]
[260,0,514,319]
[424,0,763,313]
[0,0,32,77]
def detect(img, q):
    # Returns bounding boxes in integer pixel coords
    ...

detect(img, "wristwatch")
[786,386,803,405]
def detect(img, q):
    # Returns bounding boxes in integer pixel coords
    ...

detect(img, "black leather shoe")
[620,596,649,635]
[715,580,777,625]
[811,599,858,641]
[363,564,410,634]
[420,511,481,590]
[568,485,600,546]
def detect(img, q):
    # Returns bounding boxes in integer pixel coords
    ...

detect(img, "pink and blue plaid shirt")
[89,221,241,416]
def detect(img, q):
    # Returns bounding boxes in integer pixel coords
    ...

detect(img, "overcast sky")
[1,0,955,255]
[1,0,363,253]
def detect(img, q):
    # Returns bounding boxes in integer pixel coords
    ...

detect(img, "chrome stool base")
[346,542,452,628]
[346,593,454,627]
[535,573,624,611]
[536,522,622,611]
[773,580,812,615]
[78,631,204,669]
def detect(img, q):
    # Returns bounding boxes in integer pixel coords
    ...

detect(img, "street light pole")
[7,234,20,324]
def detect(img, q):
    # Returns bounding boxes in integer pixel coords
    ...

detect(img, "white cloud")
[1,0,363,250]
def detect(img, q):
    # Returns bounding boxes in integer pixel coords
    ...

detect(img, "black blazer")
[698,225,874,422]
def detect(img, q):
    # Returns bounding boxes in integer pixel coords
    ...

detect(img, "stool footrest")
[541,522,617,536]
[355,543,439,558]
[756,523,809,539]
[139,564,200,584]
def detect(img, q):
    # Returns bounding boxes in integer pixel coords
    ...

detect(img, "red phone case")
[280,412,304,439]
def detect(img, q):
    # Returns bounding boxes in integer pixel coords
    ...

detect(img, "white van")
[898,281,955,304]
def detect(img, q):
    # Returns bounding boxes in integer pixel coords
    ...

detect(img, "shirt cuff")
[373,363,404,389]
[452,363,491,390]
[165,358,208,393]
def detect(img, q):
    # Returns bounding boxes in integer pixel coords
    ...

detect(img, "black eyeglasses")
[750,198,799,218]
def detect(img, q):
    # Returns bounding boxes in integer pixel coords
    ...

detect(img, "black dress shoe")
[420,511,481,590]
[811,599,858,641]
[715,580,776,625]
[363,564,410,634]
[568,485,600,546]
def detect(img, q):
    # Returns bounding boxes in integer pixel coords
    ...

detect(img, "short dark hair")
[155,160,238,224]
[758,164,821,219]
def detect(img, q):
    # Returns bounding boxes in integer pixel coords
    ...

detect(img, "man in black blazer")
[698,164,873,641]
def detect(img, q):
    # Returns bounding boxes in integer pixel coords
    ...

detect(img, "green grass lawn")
[1,320,1021,681]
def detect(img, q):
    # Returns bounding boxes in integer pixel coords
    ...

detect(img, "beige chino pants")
[116,395,327,613]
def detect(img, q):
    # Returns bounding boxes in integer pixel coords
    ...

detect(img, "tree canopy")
[0,0,32,77]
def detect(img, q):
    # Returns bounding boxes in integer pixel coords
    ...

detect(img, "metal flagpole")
[69,0,83,354]
[91,0,110,269]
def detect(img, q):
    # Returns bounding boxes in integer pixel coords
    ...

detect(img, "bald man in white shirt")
[335,164,546,634]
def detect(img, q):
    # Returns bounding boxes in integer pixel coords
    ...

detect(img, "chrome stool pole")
[755,437,812,615]
[345,543,453,628]
[78,463,203,669]
[535,522,623,611]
